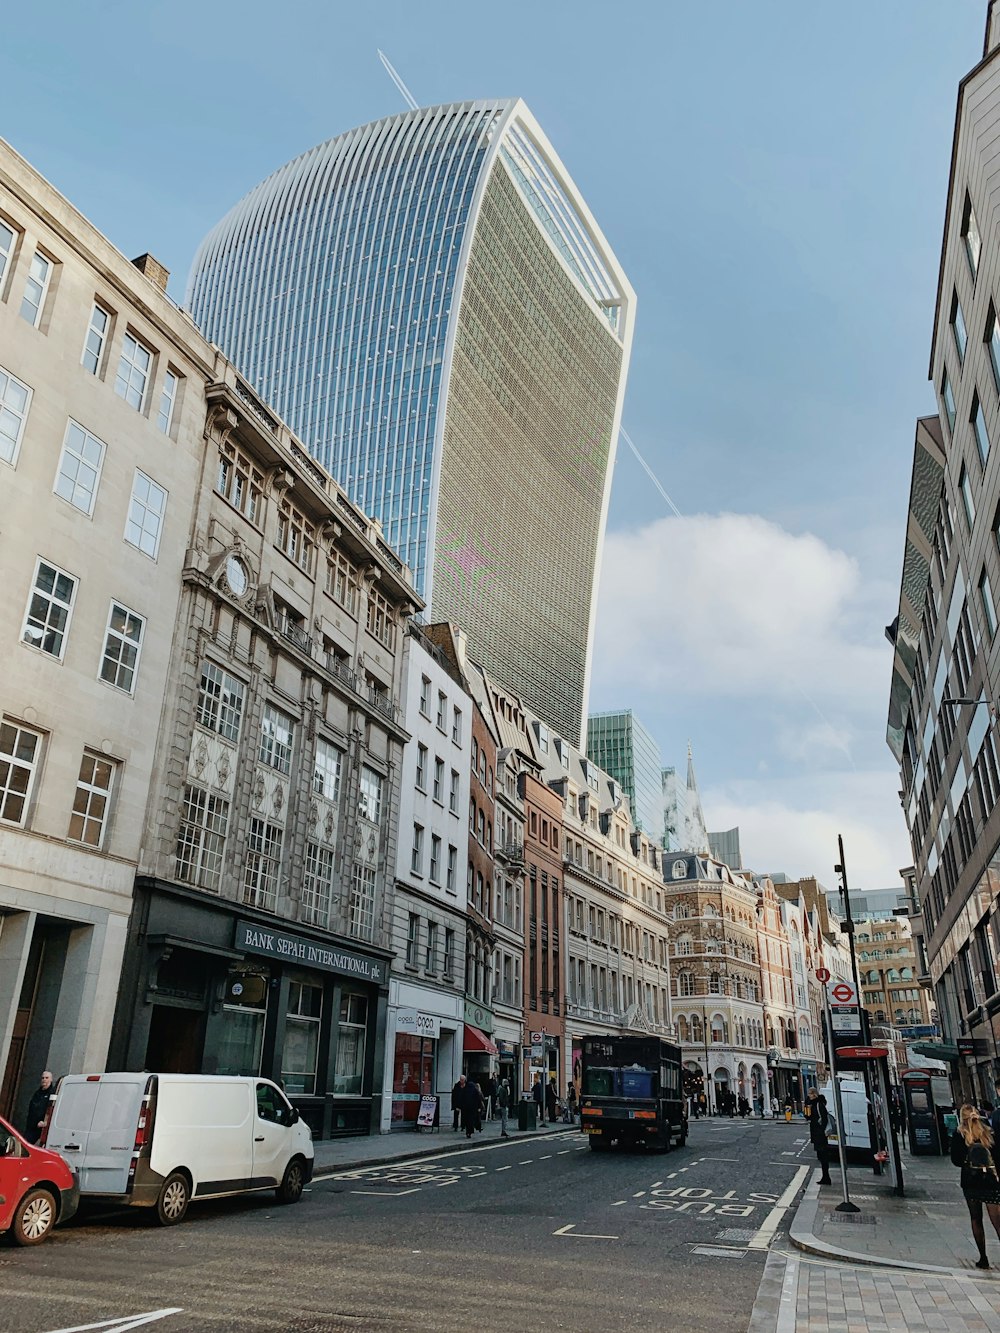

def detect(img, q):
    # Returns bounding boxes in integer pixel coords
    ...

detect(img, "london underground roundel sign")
[830,981,856,1004]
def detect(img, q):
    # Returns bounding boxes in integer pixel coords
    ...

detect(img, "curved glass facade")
[187,99,633,743]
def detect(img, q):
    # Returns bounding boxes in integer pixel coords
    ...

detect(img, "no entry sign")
[828,980,858,1006]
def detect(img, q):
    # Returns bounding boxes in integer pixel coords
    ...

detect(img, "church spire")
[683,741,711,855]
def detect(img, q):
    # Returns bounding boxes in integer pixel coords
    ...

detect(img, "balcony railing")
[497,840,524,864]
[366,685,400,724]
[325,653,358,691]
[276,614,313,655]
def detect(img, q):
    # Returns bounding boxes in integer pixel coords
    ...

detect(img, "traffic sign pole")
[823,983,858,1214]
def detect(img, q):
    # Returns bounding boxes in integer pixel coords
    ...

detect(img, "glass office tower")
[587,710,663,845]
[187,99,634,744]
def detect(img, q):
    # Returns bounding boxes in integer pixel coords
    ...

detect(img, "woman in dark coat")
[806,1089,833,1185]
[951,1103,1000,1269]
[545,1079,558,1123]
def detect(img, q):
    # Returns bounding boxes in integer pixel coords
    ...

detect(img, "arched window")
[901,967,913,980]
[799,1024,812,1053]
[711,1014,726,1043]
[706,936,721,953]
[692,1014,703,1043]
[675,935,693,956]
[678,1015,690,1042]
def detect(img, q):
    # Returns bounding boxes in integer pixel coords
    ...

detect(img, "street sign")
[837,1046,888,1060]
[815,967,831,983]
[531,1030,544,1044]
[831,1011,862,1033]
[828,980,858,1006]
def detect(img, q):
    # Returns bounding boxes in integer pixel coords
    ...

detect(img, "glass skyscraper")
[187,99,634,744]
[587,710,663,845]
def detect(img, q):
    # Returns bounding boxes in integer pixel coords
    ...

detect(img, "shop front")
[382,978,463,1132]
[110,879,391,1137]
[463,998,497,1088]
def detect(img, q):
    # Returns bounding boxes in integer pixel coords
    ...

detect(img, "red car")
[0,1113,79,1245]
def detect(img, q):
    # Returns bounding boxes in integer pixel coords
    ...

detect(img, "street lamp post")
[835,835,881,1176]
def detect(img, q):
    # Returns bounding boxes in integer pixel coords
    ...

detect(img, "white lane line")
[553,1223,619,1240]
[612,1200,627,1206]
[557,1150,571,1155]
[781,1151,796,1156]
[678,1167,689,1173]
[495,1165,513,1171]
[747,1165,809,1251]
[519,1160,533,1165]
[667,1172,677,1179]
[44,1315,184,1333]
[651,1180,663,1188]
[699,1158,739,1163]
[540,1154,552,1159]
[350,1187,421,1197]
[632,1190,646,1198]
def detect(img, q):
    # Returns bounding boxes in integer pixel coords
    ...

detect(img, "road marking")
[747,1166,809,1251]
[691,1245,746,1258]
[558,1150,571,1155]
[781,1151,796,1156]
[553,1223,619,1240]
[612,1200,627,1206]
[632,1190,646,1197]
[540,1154,552,1159]
[519,1160,532,1165]
[44,1315,184,1333]
[651,1180,663,1187]
[350,1188,421,1197]
[700,1158,739,1163]
[495,1165,512,1171]
[667,1172,677,1179]
[678,1167,689,1173]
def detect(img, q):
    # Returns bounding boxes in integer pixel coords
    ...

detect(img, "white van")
[819,1078,870,1153]
[43,1073,314,1225]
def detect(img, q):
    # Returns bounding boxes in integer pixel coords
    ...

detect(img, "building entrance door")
[144,1005,205,1073]
[0,931,44,1120]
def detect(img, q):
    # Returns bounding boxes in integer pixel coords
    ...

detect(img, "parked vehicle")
[0,1113,79,1245]
[579,1035,687,1152]
[43,1073,313,1225]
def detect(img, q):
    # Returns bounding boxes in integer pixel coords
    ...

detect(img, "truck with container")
[578,1035,687,1152]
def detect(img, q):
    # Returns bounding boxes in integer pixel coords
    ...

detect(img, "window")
[415,744,427,791]
[411,823,424,875]
[69,752,115,847]
[115,332,153,411]
[449,769,459,814]
[244,817,283,911]
[157,369,180,435]
[433,756,444,802]
[217,441,264,525]
[430,834,441,884]
[973,392,991,467]
[20,251,51,328]
[452,707,462,744]
[359,766,383,823]
[313,737,342,802]
[326,551,358,613]
[0,721,41,826]
[961,463,976,529]
[963,193,982,279]
[335,993,368,1095]
[276,499,316,574]
[446,844,457,892]
[988,305,1000,395]
[419,676,431,717]
[366,586,394,648]
[952,290,968,365]
[175,785,229,891]
[22,558,76,659]
[54,420,105,515]
[282,982,322,1094]
[124,469,167,559]
[301,843,335,927]
[436,691,447,731]
[99,602,144,693]
[444,928,455,976]
[0,365,31,466]
[259,704,294,774]
[942,370,956,434]
[426,921,438,971]
[0,219,15,292]
[196,661,245,741]
[82,303,111,376]
[348,863,376,942]
[406,913,420,966]
[982,569,998,638]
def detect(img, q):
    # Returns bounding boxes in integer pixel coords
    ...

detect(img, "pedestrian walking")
[486,1073,498,1121]
[451,1075,466,1131]
[25,1070,53,1144]
[498,1078,511,1138]
[770,1097,779,1119]
[532,1073,543,1121]
[566,1082,577,1123]
[459,1077,482,1140]
[806,1088,833,1185]
[545,1078,558,1124]
[951,1103,1000,1269]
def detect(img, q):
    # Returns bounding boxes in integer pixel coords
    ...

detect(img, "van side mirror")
[290,1108,300,1125]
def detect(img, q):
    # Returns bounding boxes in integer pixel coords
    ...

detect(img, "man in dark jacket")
[460,1078,484,1139]
[807,1088,833,1184]
[25,1070,53,1144]
[452,1075,466,1131]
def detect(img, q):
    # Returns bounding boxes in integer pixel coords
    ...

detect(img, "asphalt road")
[0,1117,815,1333]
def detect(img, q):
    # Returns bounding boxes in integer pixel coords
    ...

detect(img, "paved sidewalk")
[312,1112,572,1174]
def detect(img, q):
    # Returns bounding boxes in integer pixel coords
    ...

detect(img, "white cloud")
[592,512,890,710]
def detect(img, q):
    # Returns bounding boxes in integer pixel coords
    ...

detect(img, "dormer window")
[672,858,687,880]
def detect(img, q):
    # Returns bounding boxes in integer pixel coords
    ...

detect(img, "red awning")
[463,1024,498,1055]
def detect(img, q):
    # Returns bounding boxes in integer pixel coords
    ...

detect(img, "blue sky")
[3,0,985,888]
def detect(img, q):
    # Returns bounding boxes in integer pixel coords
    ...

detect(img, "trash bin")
[518,1098,537,1131]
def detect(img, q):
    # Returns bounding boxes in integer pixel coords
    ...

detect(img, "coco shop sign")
[235,920,386,984]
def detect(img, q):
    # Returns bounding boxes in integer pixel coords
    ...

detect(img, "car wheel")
[12,1188,56,1246]
[155,1172,190,1226]
[276,1157,305,1204]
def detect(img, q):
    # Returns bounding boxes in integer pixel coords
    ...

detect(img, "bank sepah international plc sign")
[235,920,386,984]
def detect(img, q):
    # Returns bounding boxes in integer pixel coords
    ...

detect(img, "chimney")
[987,0,1000,57]
[131,253,170,292]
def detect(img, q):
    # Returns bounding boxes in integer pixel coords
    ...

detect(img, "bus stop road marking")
[351,1188,421,1197]
[44,1315,184,1333]
[553,1224,619,1240]
[747,1166,809,1251]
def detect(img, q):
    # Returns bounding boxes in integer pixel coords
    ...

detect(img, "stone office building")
[109,359,419,1137]
[0,140,214,1127]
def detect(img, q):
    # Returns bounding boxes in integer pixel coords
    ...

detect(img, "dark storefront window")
[217,973,269,1076]
[391,1034,435,1125]
[335,992,368,1094]
[282,980,323,1094]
